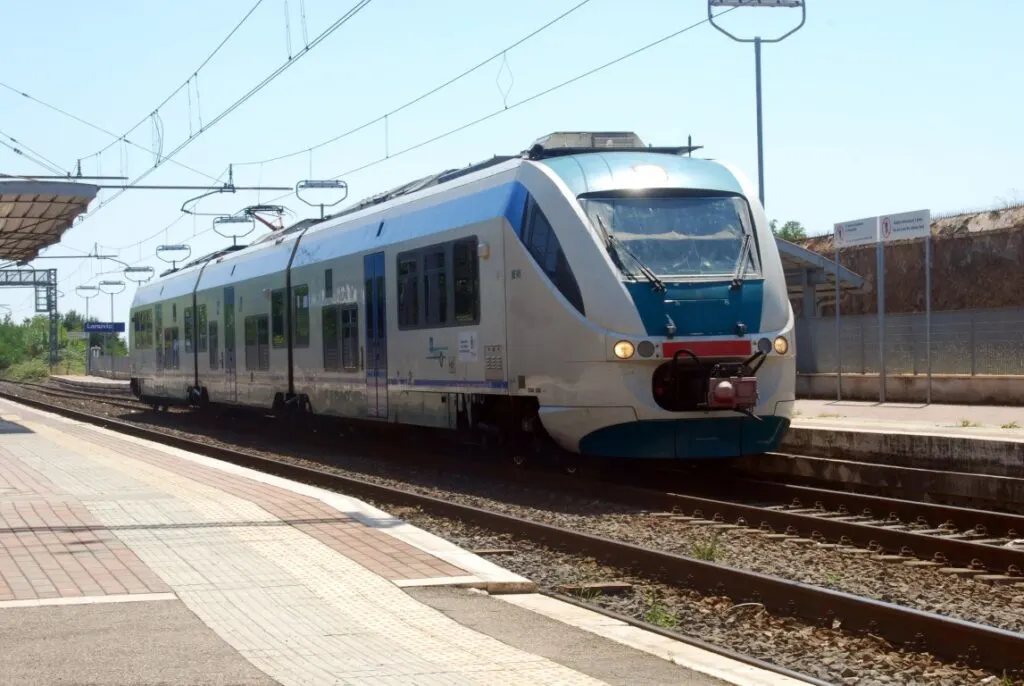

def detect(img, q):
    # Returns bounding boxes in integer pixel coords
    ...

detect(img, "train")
[128,131,795,468]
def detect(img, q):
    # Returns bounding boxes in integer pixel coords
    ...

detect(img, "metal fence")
[796,307,1024,376]
[87,354,132,380]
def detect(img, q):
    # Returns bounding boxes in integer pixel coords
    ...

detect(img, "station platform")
[0,397,799,686]
[779,399,1024,477]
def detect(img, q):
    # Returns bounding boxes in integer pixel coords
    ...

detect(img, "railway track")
[13,380,1024,574]
[2,384,1023,677]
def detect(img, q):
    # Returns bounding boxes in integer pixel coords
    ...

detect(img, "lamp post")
[75,285,100,373]
[708,0,806,209]
[98,280,126,367]
[75,285,100,323]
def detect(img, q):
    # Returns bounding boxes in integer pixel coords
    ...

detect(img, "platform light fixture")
[708,0,806,208]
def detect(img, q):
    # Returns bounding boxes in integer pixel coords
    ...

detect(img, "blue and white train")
[129,131,795,464]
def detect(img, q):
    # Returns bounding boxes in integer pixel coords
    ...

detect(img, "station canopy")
[0,179,99,263]
[776,237,869,310]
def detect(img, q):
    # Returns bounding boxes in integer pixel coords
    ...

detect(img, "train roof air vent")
[530,131,645,150]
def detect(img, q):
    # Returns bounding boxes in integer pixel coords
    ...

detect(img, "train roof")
[141,132,703,282]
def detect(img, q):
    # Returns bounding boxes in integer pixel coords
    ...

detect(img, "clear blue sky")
[2,0,1022,326]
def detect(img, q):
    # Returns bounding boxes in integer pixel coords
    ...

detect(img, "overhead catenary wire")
[68,0,377,228]
[0,80,224,184]
[76,0,269,164]
[60,3,735,317]
[257,6,740,210]
[0,129,69,176]
[234,0,596,167]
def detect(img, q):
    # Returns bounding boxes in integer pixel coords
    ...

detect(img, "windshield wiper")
[731,233,752,289]
[593,214,635,282]
[594,215,665,292]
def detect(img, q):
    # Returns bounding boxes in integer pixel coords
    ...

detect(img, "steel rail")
[1,388,1022,673]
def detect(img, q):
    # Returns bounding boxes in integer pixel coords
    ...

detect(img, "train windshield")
[578,193,759,280]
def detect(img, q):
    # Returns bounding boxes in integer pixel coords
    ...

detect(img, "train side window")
[163,328,179,370]
[197,305,208,353]
[172,303,177,323]
[322,305,340,371]
[324,269,333,299]
[294,284,310,348]
[155,305,164,368]
[184,307,194,354]
[423,249,447,326]
[245,315,270,371]
[453,237,479,324]
[271,289,286,348]
[209,321,219,370]
[341,305,359,370]
[522,197,585,316]
[397,257,419,327]
[143,310,153,348]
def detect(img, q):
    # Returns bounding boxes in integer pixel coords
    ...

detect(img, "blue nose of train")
[624,280,764,337]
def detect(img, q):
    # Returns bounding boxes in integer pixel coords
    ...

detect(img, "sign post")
[833,216,879,401]
[878,209,931,402]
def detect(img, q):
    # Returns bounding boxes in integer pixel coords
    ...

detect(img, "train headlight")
[613,340,635,359]
[773,336,789,355]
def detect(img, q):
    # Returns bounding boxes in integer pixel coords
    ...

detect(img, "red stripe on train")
[662,340,752,358]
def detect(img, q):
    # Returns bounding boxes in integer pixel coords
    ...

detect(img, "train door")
[223,286,238,403]
[364,252,388,418]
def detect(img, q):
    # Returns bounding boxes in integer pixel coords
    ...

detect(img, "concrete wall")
[797,373,1024,406]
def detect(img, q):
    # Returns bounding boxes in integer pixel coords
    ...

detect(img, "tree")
[771,219,807,242]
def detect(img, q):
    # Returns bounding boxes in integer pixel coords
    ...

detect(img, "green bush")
[2,358,50,381]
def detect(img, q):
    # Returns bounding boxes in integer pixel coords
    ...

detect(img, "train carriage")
[130,131,795,463]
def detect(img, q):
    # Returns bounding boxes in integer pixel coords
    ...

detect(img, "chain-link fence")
[796,307,1024,376]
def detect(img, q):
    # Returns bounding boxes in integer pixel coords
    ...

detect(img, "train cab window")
[184,307,194,354]
[324,269,333,299]
[197,305,208,353]
[209,321,219,370]
[397,258,419,327]
[294,285,310,348]
[271,289,286,348]
[245,315,270,371]
[453,237,479,324]
[522,197,585,316]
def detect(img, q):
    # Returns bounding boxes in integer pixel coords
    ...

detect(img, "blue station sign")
[84,322,126,333]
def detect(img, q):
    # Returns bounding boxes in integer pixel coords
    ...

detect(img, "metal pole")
[754,37,765,208]
[707,1,805,210]
[877,237,886,403]
[835,244,842,401]
[925,234,932,404]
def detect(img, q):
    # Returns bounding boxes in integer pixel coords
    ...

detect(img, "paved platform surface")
[792,399,1024,441]
[0,398,796,685]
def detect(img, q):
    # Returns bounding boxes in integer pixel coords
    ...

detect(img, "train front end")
[526,133,795,461]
